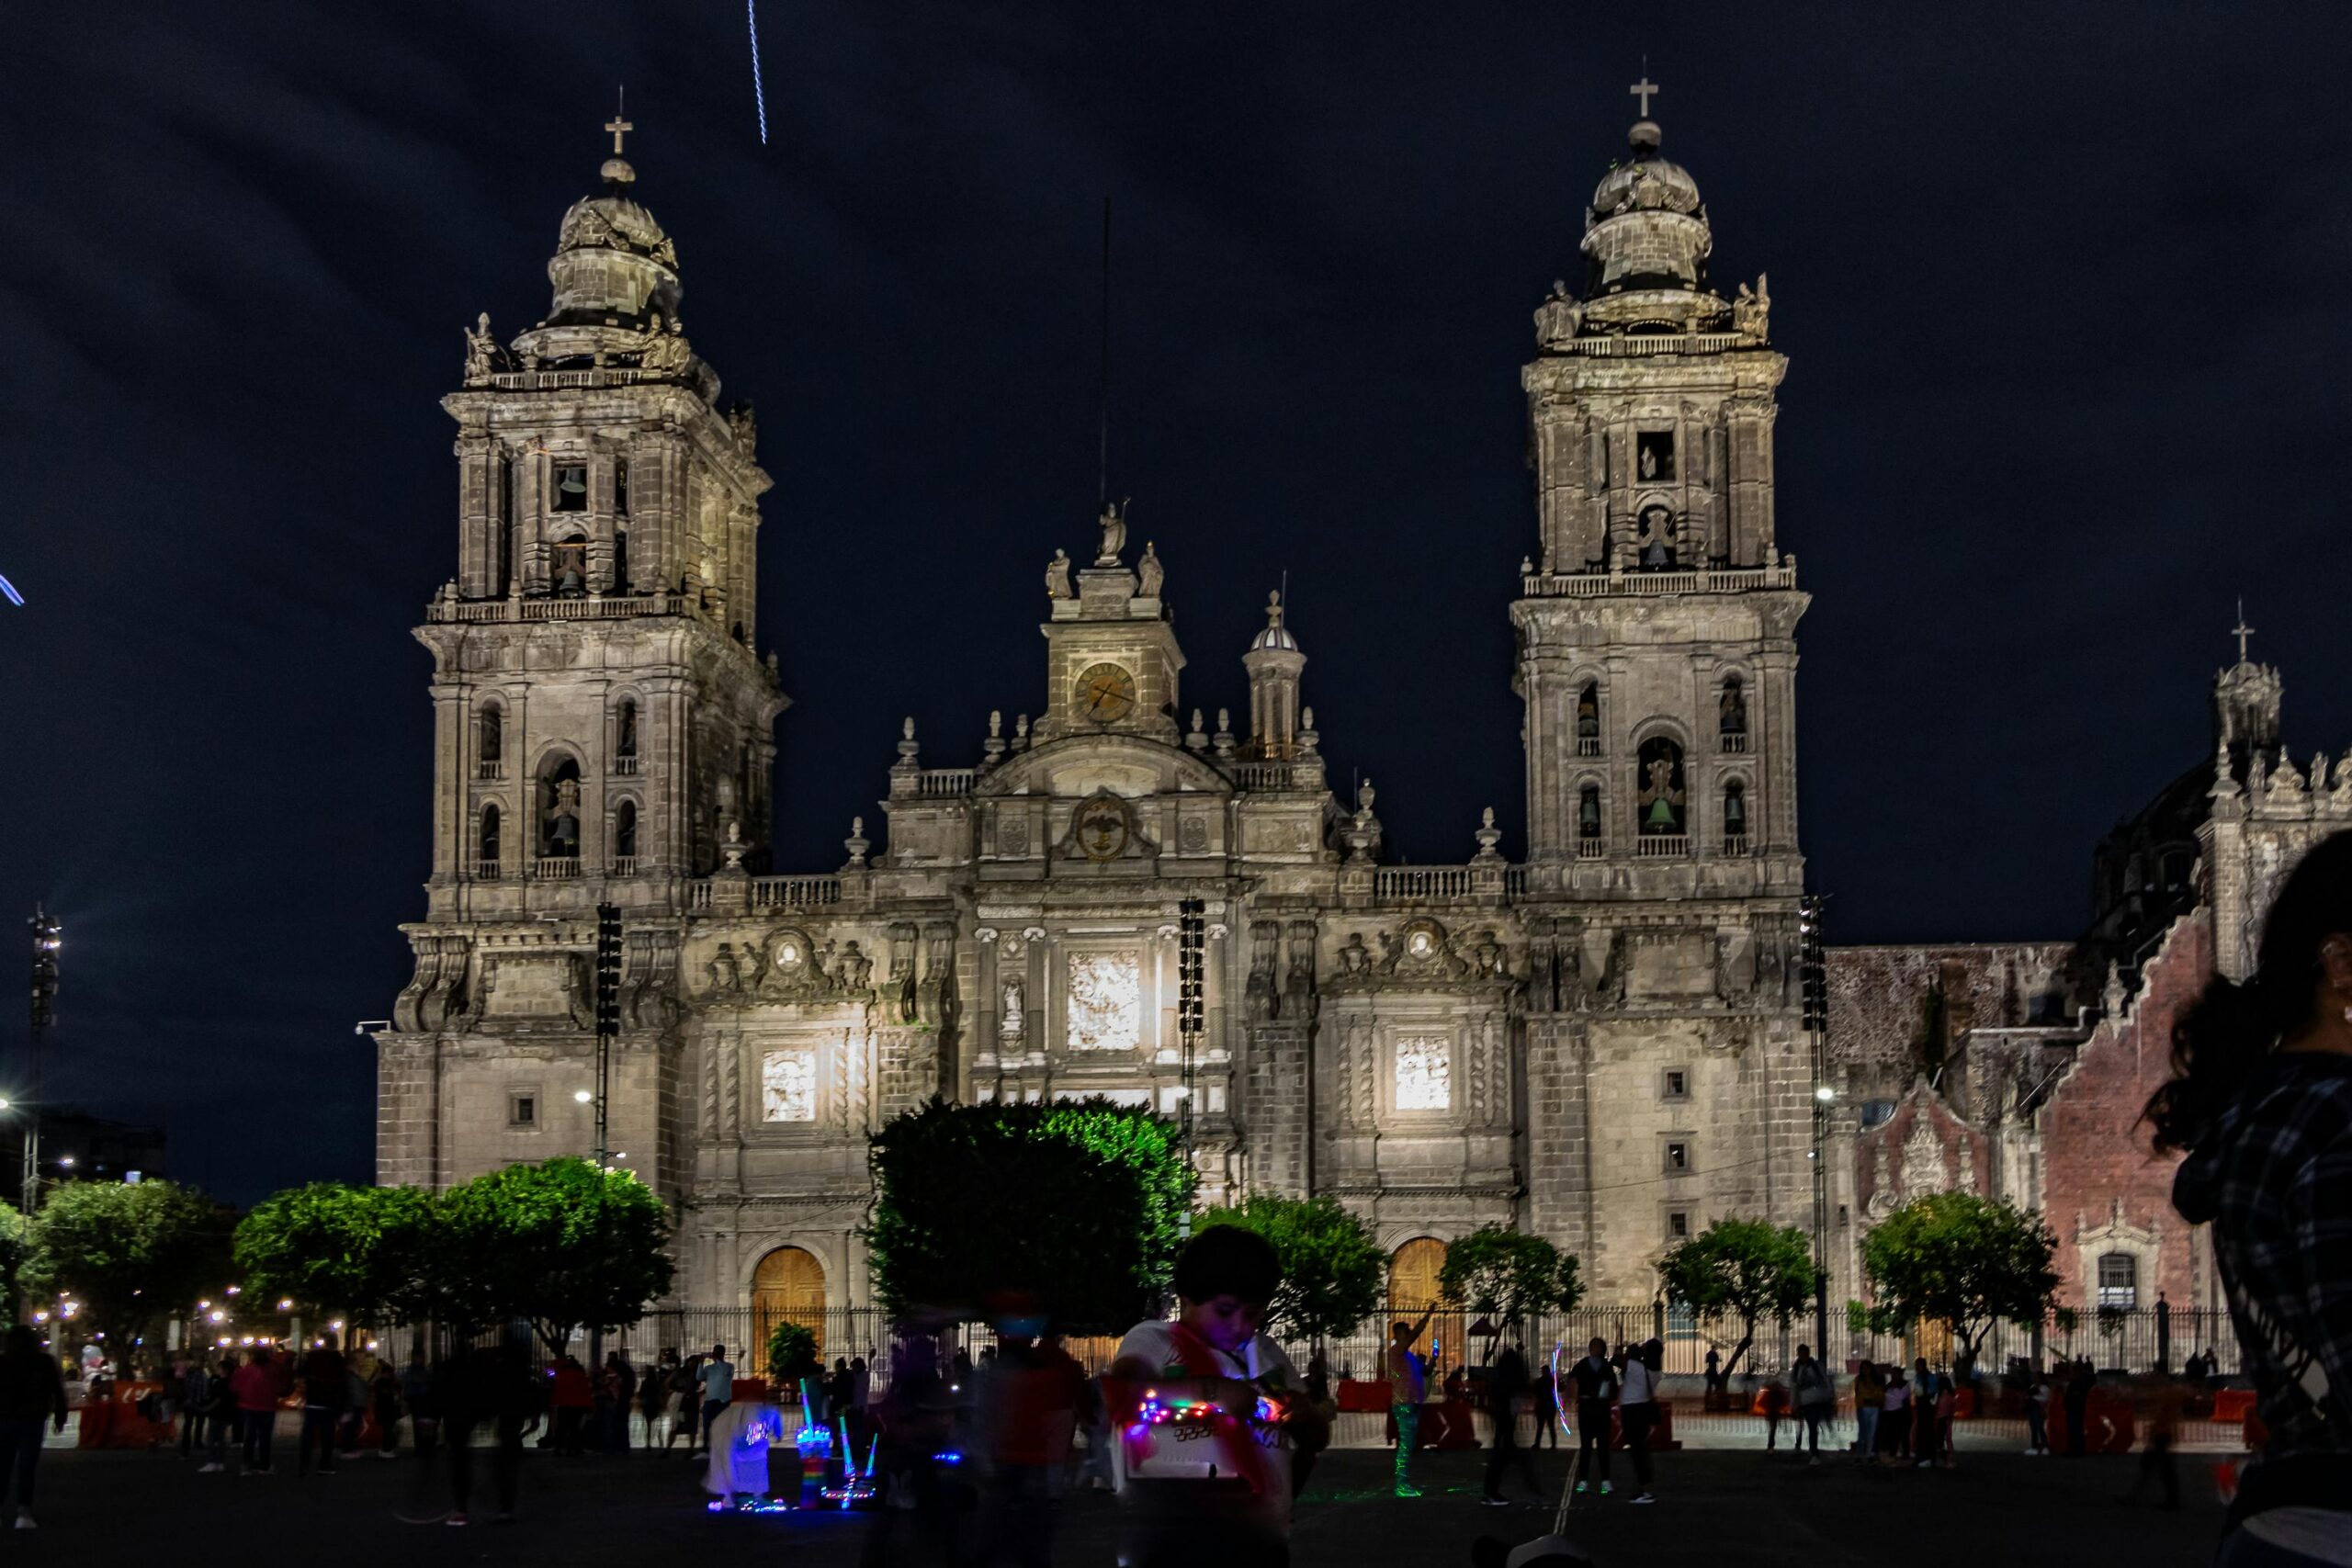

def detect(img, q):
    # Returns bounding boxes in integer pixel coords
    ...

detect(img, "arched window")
[1389,1237,1446,1314]
[477,804,501,872]
[551,534,589,597]
[537,756,583,861]
[1635,737,1687,840]
[614,799,638,863]
[1577,784,1602,847]
[552,463,589,513]
[1576,682,1601,756]
[1718,676,1747,752]
[1723,780,1748,851]
[2096,1252,2138,1311]
[477,705,503,779]
[611,700,639,771]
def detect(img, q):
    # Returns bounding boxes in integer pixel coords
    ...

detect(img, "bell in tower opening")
[1636,737,1686,836]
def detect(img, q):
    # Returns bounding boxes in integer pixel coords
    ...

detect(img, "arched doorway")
[1388,1237,1446,1315]
[751,1246,826,1373]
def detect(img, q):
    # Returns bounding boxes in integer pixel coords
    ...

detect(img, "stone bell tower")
[1513,85,1815,1298]
[379,120,786,1194]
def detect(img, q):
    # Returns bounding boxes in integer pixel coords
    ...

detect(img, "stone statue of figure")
[1734,275,1770,341]
[1096,499,1128,566]
[1640,445,1658,479]
[1534,285,1580,345]
[1137,541,1163,598]
[638,314,692,373]
[1044,548,1072,599]
[463,312,499,384]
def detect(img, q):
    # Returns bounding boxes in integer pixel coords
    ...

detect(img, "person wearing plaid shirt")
[2152,829,2352,1565]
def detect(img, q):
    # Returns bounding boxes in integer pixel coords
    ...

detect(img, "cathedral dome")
[544,163,682,328]
[1577,120,1719,327]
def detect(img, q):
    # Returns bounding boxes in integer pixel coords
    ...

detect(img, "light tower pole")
[25,906,61,1216]
[593,903,622,1171]
[1176,897,1205,1234]
[1800,894,1831,1357]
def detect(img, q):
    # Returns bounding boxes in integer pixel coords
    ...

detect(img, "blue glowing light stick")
[0,574,22,606]
[746,1,769,144]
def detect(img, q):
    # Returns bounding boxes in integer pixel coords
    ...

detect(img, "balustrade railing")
[917,769,976,797]
[476,761,503,781]
[1577,839,1606,860]
[751,875,842,909]
[610,857,639,877]
[472,860,503,880]
[1575,738,1602,757]
[1719,732,1749,754]
[427,591,684,625]
[613,755,640,775]
[1374,866,1474,899]
[1721,834,1750,857]
[532,856,582,879]
[1231,762,1296,791]
[1634,835,1689,859]
[1521,563,1798,599]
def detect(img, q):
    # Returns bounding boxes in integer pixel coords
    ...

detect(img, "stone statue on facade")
[1734,275,1770,342]
[1337,932,1372,976]
[1534,280,1581,347]
[1045,549,1072,600]
[1096,499,1128,566]
[1137,540,1163,598]
[728,401,758,456]
[463,312,501,385]
[638,314,693,373]
[842,940,874,992]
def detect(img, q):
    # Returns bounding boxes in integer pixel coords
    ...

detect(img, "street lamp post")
[24,905,61,1216]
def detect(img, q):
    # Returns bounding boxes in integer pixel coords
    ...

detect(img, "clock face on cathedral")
[1075,662,1136,724]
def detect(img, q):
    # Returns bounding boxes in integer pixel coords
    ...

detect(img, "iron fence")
[412,1302,2236,1400]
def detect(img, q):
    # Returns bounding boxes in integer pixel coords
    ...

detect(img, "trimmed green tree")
[1657,1216,1815,1381]
[25,1179,236,1355]
[766,1320,820,1392]
[1195,1194,1385,1343]
[1860,1192,2060,1370]
[0,1206,29,1318]
[1438,1224,1586,1332]
[232,1181,442,1327]
[865,1097,1193,1331]
[436,1156,674,1348]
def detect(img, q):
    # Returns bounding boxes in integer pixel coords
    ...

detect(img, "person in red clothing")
[230,1347,281,1474]
[974,1301,1087,1568]
[548,1355,594,1456]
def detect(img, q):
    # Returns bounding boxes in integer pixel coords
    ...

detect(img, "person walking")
[1532,1363,1559,1450]
[1910,1359,1939,1469]
[2063,1359,2094,1457]
[371,1359,403,1459]
[2122,1379,2184,1509]
[696,1343,734,1458]
[666,1356,701,1456]
[0,1325,69,1530]
[298,1333,349,1476]
[196,1354,236,1472]
[1386,1303,1438,1499]
[1791,1345,1836,1462]
[1879,1370,1909,1464]
[1479,1339,1542,1506]
[176,1355,211,1461]
[1851,1360,1883,1461]
[2023,1369,2051,1455]
[1619,1337,1662,1506]
[232,1346,281,1474]
[548,1354,593,1455]
[603,1351,637,1453]
[1703,1344,1723,1406]
[2150,831,2352,1562]
[1567,1337,1619,1497]
[445,1339,539,1527]
[1759,1375,1789,1451]
[401,1352,440,1466]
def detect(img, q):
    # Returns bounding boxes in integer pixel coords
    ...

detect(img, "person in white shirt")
[1109,1227,1328,1568]
[1617,1337,1662,1505]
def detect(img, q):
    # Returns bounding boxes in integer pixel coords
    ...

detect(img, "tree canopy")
[0,1206,29,1318]
[865,1097,1193,1331]
[1195,1194,1385,1342]
[436,1156,673,1348]
[26,1179,236,1355]
[1438,1224,1585,1329]
[1860,1191,2059,1363]
[1657,1216,1815,1379]
[233,1181,441,1326]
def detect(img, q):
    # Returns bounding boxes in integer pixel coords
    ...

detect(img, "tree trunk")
[1722,1323,1757,1380]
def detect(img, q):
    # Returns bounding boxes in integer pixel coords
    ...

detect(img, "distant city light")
[57,1156,74,1168]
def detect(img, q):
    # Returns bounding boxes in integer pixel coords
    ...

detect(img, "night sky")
[5,4,2348,1203]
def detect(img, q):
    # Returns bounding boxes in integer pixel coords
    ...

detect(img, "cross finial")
[605,86,633,156]
[1630,76,1660,118]
[2233,597,2256,663]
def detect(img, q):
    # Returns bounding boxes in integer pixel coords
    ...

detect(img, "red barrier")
[2212,1389,2256,1423]
[76,1382,175,1450]
[2051,1390,2135,1455]
[1336,1379,1391,1414]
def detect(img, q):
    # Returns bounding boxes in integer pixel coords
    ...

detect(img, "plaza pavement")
[17,1442,2229,1566]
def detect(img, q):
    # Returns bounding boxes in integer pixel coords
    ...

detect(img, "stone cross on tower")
[2233,599,2256,663]
[605,89,633,156]
[1629,76,1660,118]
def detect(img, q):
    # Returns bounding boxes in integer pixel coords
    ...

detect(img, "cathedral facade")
[378,108,1820,1314]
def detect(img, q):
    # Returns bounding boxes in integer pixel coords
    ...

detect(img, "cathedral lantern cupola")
[1241,590,1306,761]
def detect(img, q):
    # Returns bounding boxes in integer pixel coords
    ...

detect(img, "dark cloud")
[3,1,2347,1201]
